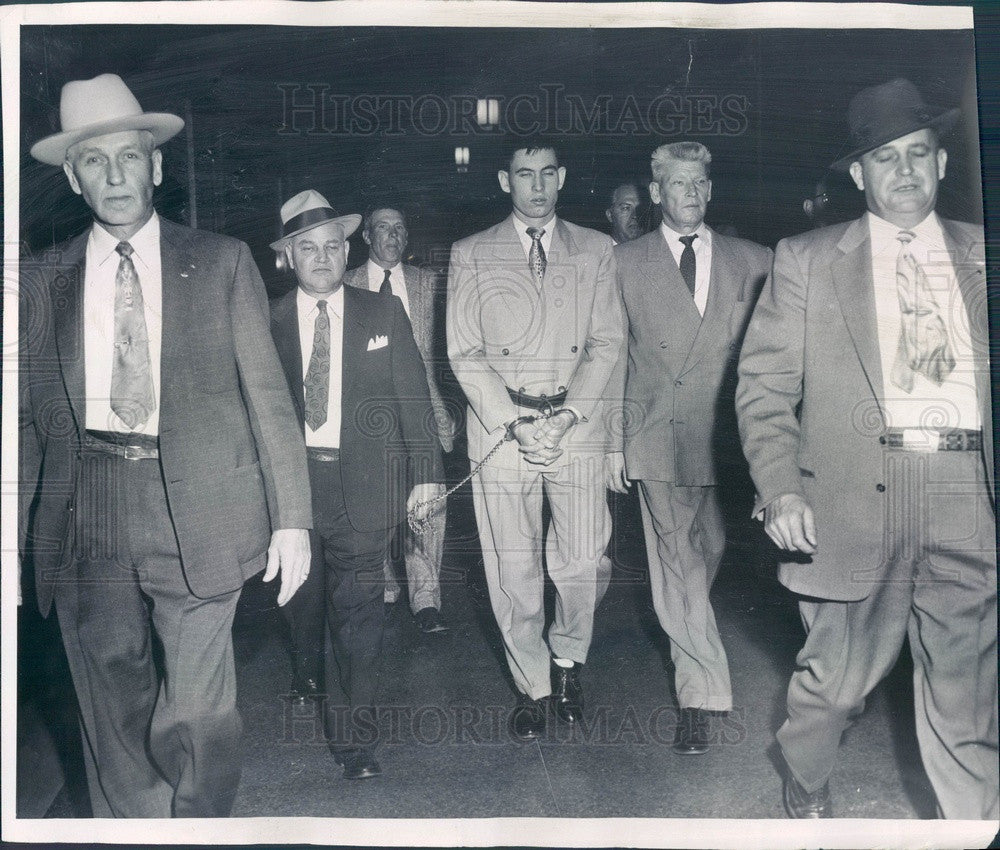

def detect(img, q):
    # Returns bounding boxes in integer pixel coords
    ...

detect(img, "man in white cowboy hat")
[737,78,997,819]
[20,74,312,817]
[269,189,445,780]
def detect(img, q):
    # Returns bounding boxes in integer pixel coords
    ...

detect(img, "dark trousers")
[56,444,242,817]
[777,450,998,819]
[303,457,389,750]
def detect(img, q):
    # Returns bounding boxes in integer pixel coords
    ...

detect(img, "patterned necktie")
[679,234,698,296]
[110,241,155,430]
[379,268,392,297]
[303,299,331,431]
[526,227,546,286]
[890,230,956,393]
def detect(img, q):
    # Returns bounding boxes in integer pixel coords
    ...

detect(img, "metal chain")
[407,408,554,536]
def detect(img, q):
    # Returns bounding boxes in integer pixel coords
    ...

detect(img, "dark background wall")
[19,23,981,296]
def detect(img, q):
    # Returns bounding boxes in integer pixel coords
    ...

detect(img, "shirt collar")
[367,258,401,279]
[90,212,160,269]
[660,221,709,250]
[511,213,557,245]
[866,210,944,252]
[297,284,344,317]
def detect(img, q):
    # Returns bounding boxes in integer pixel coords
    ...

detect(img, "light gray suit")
[613,226,772,711]
[736,214,997,818]
[344,262,451,613]
[448,215,623,698]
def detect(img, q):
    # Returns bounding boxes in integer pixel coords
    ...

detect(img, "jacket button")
[660,342,668,349]
[879,436,887,445]
[502,348,509,356]
[557,385,566,393]
[876,483,886,493]
[675,380,683,386]
[518,386,526,393]
[571,345,578,353]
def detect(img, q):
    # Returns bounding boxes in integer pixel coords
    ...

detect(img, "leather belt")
[883,428,982,452]
[306,446,340,462]
[506,387,567,412]
[83,430,159,460]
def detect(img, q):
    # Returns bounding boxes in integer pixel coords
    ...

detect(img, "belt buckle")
[901,428,938,452]
[122,444,150,460]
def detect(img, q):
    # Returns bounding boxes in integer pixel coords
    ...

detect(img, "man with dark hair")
[737,78,997,819]
[605,181,645,245]
[343,205,454,634]
[611,140,772,756]
[21,74,312,817]
[448,138,624,740]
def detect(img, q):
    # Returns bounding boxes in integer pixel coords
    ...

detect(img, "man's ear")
[63,160,82,196]
[649,180,661,207]
[283,244,294,270]
[345,241,351,262]
[362,229,372,247]
[556,166,566,191]
[605,209,613,225]
[936,147,947,181]
[151,148,163,187]
[498,170,511,194]
[849,160,865,192]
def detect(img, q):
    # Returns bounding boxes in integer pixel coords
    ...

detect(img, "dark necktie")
[379,268,392,297]
[890,230,956,392]
[527,227,547,286]
[679,234,697,296]
[110,241,155,430]
[304,299,331,431]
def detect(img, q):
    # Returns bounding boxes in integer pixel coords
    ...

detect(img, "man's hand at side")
[263,528,311,606]
[763,493,817,555]
[604,451,630,493]
[407,482,447,523]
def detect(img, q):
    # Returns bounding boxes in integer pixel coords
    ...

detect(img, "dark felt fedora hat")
[829,78,960,172]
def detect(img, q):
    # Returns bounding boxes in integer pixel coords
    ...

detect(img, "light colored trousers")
[472,454,611,700]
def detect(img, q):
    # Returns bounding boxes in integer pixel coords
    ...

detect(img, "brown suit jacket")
[736,214,993,601]
[613,227,772,485]
[20,217,312,615]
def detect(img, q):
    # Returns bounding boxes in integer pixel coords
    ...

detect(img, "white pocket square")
[367,335,388,351]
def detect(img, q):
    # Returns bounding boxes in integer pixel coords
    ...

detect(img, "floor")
[18,463,939,824]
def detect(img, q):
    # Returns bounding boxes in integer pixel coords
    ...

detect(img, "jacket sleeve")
[230,240,312,529]
[446,240,520,433]
[735,237,807,516]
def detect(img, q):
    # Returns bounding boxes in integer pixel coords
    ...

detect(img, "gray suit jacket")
[20,217,312,615]
[447,215,624,468]
[613,227,772,485]
[736,214,993,602]
[344,262,453,452]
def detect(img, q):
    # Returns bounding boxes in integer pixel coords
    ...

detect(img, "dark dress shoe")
[289,676,320,706]
[672,707,710,755]
[509,695,547,741]
[415,607,449,634]
[330,747,382,780]
[550,661,584,724]
[783,775,832,818]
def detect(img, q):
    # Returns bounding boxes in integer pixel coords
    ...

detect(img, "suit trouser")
[383,504,446,613]
[56,447,242,817]
[638,480,733,712]
[307,458,389,751]
[472,454,611,700]
[777,450,998,819]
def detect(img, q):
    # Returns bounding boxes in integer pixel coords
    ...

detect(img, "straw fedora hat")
[30,73,184,166]
[829,78,960,172]
[270,189,361,251]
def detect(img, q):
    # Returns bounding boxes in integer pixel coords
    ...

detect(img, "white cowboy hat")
[30,74,184,166]
[270,189,361,250]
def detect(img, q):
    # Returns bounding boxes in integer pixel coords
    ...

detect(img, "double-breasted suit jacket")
[20,217,312,617]
[270,284,444,532]
[614,227,773,483]
[448,215,624,466]
[343,263,453,453]
[736,215,993,602]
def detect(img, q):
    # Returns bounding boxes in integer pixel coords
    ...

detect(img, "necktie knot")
[680,234,697,249]
[527,227,545,241]
[116,241,134,259]
[316,299,328,312]
[380,269,392,296]
[896,230,915,248]
[526,227,547,285]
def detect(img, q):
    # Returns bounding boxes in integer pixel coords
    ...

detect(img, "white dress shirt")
[84,213,163,435]
[297,285,344,447]
[512,214,556,272]
[868,212,980,431]
[662,221,712,316]
[366,259,410,317]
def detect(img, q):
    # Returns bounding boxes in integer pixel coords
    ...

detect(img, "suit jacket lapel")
[488,216,535,314]
[638,231,701,358]
[681,230,740,376]
[341,284,371,398]
[158,219,194,424]
[271,288,305,419]
[52,231,89,435]
[831,217,885,409]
